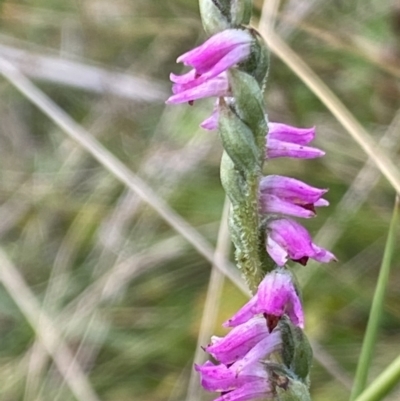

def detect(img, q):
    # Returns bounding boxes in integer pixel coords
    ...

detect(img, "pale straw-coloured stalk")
[0,247,102,401]
[257,28,400,195]
[0,56,248,296]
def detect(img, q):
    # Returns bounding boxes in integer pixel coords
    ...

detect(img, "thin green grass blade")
[354,354,400,401]
[350,195,400,401]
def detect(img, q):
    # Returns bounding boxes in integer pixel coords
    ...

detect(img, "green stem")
[350,195,400,401]
[353,353,400,401]
[230,171,264,292]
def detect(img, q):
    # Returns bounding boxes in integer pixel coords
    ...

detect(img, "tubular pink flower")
[224,271,304,329]
[268,123,316,144]
[176,29,252,79]
[200,116,325,158]
[260,194,316,218]
[196,331,279,400]
[206,316,269,365]
[256,270,304,328]
[195,360,269,392]
[266,217,337,266]
[231,330,282,371]
[166,29,252,105]
[166,73,229,104]
[195,361,251,392]
[266,138,325,159]
[267,122,325,159]
[259,175,328,218]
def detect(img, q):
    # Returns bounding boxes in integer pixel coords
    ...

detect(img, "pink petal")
[223,295,258,327]
[214,380,272,401]
[206,317,269,365]
[269,122,316,145]
[256,271,304,328]
[177,29,252,73]
[191,44,251,85]
[260,175,328,204]
[170,69,197,84]
[259,194,316,218]
[231,330,282,372]
[266,218,336,266]
[166,75,229,104]
[266,138,325,159]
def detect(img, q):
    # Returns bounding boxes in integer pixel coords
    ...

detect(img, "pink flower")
[167,73,229,104]
[196,270,308,400]
[224,270,304,329]
[166,29,253,104]
[205,316,269,365]
[259,175,329,218]
[201,117,325,159]
[266,217,337,266]
[196,330,280,401]
[267,123,325,159]
[195,360,273,401]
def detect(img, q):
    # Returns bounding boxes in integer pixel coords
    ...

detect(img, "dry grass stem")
[259,0,281,36]
[0,248,101,401]
[258,29,400,194]
[299,109,400,289]
[185,197,231,401]
[0,43,167,101]
[0,56,248,296]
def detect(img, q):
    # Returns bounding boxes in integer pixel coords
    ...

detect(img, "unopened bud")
[199,0,252,35]
[279,315,313,382]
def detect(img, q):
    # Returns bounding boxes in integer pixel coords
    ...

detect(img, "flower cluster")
[201,114,335,266]
[196,270,303,401]
[166,29,335,268]
[167,25,335,401]
[260,126,336,267]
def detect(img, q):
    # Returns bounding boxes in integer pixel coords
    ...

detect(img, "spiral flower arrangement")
[166,1,336,400]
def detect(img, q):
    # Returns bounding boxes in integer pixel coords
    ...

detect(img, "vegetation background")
[0,0,399,400]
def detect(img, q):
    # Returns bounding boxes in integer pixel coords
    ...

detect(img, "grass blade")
[0,248,102,401]
[185,197,231,401]
[350,195,400,400]
[354,354,400,401]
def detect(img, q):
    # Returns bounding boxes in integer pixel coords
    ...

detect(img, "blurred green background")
[0,0,399,400]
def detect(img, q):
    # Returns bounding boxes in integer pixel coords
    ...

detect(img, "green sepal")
[228,69,267,153]
[228,205,242,250]
[276,378,312,401]
[278,315,313,383]
[218,98,260,174]
[220,151,247,205]
[239,29,270,89]
[230,0,252,27]
[267,364,312,401]
[258,218,277,274]
[199,0,231,35]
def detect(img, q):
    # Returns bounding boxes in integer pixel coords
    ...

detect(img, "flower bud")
[199,0,252,36]
[279,315,313,382]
